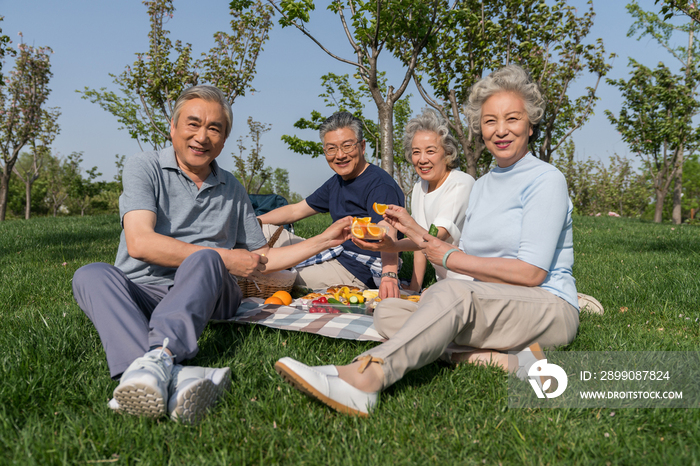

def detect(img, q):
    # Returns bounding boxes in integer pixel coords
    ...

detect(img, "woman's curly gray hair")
[465,65,545,144]
[403,108,460,169]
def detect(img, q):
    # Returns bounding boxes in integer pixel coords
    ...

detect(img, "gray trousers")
[72,249,241,378]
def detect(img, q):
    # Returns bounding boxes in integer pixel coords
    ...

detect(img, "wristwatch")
[381,272,399,280]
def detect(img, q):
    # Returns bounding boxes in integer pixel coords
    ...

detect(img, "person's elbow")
[521,265,548,287]
[125,232,150,261]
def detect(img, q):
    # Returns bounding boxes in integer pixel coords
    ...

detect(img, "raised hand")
[383,205,427,244]
[320,216,353,247]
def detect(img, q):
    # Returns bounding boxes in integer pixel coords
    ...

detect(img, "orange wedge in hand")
[373,202,388,215]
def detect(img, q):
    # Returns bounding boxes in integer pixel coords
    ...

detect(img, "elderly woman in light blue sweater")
[274,65,580,417]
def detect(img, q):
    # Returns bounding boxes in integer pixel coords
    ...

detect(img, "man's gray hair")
[465,64,545,143]
[319,111,364,142]
[172,85,233,139]
[403,108,460,169]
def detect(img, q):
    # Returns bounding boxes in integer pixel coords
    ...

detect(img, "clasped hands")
[225,216,354,278]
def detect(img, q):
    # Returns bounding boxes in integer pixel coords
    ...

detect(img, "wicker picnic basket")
[236,223,297,299]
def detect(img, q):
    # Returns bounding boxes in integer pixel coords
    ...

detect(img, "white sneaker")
[113,339,174,418]
[167,365,232,424]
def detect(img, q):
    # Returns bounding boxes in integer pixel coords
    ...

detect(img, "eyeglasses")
[323,140,361,156]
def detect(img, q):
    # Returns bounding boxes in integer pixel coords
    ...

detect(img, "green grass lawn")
[1,214,699,465]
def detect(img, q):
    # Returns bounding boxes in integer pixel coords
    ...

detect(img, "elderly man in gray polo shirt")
[72,85,351,423]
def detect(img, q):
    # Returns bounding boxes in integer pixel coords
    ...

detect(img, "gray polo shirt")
[114,147,267,286]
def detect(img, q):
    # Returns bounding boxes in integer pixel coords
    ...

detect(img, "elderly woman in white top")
[274,64,580,417]
[353,109,474,291]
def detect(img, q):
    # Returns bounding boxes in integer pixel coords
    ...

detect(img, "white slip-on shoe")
[274,357,378,417]
[167,366,232,424]
[113,339,174,418]
[578,293,604,315]
[514,343,551,390]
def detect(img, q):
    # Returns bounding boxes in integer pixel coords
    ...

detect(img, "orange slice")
[353,216,371,225]
[366,224,384,238]
[272,290,293,306]
[351,224,365,238]
[373,202,388,215]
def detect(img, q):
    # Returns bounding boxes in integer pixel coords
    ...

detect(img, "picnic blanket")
[223,299,477,360]
[224,298,386,342]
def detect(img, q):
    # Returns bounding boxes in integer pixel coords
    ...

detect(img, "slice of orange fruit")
[366,224,384,238]
[373,202,388,215]
[272,290,293,306]
[353,216,371,225]
[351,224,365,238]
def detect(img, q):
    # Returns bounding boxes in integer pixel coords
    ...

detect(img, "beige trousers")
[261,224,366,290]
[358,278,579,389]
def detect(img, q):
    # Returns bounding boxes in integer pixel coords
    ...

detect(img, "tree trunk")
[672,154,683,224]
[0,170,11,221]
[377,102,394,176]
[25,181,32,220]
[654,187,666,223]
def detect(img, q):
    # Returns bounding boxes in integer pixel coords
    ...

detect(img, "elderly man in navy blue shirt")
[258,112,405,300]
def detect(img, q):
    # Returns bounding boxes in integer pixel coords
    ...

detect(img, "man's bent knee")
[73,262,118,292]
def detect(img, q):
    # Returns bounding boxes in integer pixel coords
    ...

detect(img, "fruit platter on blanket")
[293,285,421,315]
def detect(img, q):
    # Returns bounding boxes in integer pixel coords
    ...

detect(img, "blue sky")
[0,0,690,197]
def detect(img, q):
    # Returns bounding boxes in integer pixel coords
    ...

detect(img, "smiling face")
[170,98,227,181]
[480,91,533,168]
[411,130,450,192]
[322,127,368,180]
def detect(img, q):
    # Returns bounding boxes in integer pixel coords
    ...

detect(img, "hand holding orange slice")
[372,203,388,215]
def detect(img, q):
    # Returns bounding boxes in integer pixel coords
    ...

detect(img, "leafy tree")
[233,116,272,194]
[0,39,55,221]
[232,116,302,201]
[257,167,302,203]
[656,0,700,25]
[412,0,613,178]
[681,152,700,219]
[12,107,60,219]
[605,60,700,223]
[44,153,71,217]
[0,17,12,85]
[627,1,699,224]
[553,141,650,217]
[68,165,104,216]
[79,0,273,151]
[114,154,126,187]
[270,0,452,176]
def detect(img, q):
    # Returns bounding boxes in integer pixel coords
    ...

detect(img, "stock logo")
[528,359,568,399]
